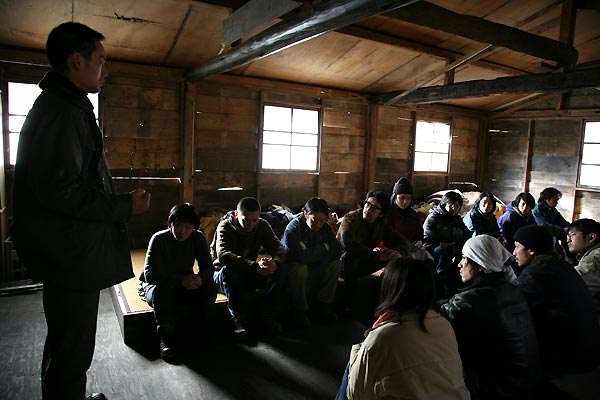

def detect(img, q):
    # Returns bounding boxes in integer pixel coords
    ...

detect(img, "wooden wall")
[194,82,369,214]
[374,105,484,203]
[485,88,600,222]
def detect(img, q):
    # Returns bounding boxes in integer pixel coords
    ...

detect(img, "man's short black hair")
[46,22,105,74]
[237,197,261,213]
[569,219,600,244]
[168,203,200,229]
[538,187,562,203]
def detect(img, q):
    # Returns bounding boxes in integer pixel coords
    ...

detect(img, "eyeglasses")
[364,201,382,212]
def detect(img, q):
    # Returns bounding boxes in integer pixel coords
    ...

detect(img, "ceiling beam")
[186,0,421,81]
[385,1,579,65]
[377,68,600,105]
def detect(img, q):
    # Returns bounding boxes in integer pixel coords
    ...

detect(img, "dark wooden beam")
[186,0,421,81]
[385,1,579,65]
[377,68,600,105]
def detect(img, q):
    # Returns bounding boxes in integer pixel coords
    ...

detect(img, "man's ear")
[589,232,597,245]
[528,249,536,257]
[66,52,83,72]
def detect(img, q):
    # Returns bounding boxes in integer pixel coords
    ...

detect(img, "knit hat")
[462,234,512,273]
[393,177,413,195]
[513,225,554,254]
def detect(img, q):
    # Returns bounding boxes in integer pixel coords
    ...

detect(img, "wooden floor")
[0,287,368,400]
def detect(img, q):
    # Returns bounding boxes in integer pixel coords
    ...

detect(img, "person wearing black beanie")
[513,224,600,386]
[387,177,423,243]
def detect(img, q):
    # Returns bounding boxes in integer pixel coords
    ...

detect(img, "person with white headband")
[439,234,540,400]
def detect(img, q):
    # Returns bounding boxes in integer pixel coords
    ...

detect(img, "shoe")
[291,310,311,329]
[232,318,257,346]
[85,394,107,400]
[159,338,180,364]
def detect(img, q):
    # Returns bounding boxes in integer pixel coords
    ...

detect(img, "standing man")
[567,218,600,312]
[212,197,286,342]
[12,22,151,400]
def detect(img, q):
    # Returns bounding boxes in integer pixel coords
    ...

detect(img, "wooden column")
[364,103,378,194]
[524,120,535,193]
[181,82,197,203]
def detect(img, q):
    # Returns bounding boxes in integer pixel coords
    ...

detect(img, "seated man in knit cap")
[337,190,410,314]
[513,225,600,384]
[567,218,600,312]
[386,177,423,243]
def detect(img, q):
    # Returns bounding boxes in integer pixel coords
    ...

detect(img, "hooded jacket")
[13,71,133,290]
[422,205,470,254]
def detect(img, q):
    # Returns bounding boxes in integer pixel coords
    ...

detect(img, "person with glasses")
[567,218,600,312]
[337,191,410,316]
[138,203,218,363]
[423,191,471,296]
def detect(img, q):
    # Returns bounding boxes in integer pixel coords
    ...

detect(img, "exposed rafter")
[186,0,421,82]
[384,1,579,65]
[377,68,600,105]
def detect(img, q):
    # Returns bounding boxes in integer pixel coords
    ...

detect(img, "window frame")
[259,101,322,173]
[412,119,452,174]
[577,120,600,191]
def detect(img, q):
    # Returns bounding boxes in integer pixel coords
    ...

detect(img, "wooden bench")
[109,249,227,346]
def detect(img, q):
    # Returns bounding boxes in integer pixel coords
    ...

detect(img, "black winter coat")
[13,71,134,290]
[422,205,470,254]
[439,273,540,400]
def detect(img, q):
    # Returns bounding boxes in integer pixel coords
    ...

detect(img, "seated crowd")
[138,179,600,399]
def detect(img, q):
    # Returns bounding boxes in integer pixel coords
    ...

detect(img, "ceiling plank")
[377,68,600,105]
[385,1,579,65]
[186,0,421,82]
[335,25,526,76]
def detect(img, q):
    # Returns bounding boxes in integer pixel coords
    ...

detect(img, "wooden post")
[364,103,378,194]
[181,82,196,204]
[524,120,534,193]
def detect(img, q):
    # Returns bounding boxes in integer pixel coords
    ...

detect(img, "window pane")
[10,132,20,165]
[433,122,451,143]
[428,143,449,153]
[414,152,432,172]
[292,132,318,146]
[9,115,26,133]
[580,164,600,186]
[8,82,42,115]
[292,109,318,133]
[264,105,291,131]
[431,153,449,172]
[584,122,600,143]
[291,146,317,170]
[262,144,290,169]
[263,130,291,145]
[582,143,600,164]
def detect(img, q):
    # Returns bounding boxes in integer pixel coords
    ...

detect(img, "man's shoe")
[159,338,180,364]
[85,394,107,400]
[233,318,257,346]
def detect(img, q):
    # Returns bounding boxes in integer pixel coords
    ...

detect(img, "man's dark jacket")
[13,71,134,290]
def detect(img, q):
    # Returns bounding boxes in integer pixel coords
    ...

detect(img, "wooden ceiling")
[0,0,599,111]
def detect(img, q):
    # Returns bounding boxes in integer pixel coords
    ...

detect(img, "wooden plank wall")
[486,120,530,203]
[374,106,483,203]
[194,84,368,214]
[100,68,183,248]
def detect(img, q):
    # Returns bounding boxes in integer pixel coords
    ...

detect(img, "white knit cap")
[462,234,513,273]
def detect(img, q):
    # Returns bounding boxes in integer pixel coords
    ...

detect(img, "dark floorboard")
[0,288,368,400]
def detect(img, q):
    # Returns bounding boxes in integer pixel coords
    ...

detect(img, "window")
[7,82,99,166]
[414,120,451,172]
[579,121,600,187]
[261,105,319,171]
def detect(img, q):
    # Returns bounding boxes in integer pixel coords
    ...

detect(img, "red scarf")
[373,309,395,328]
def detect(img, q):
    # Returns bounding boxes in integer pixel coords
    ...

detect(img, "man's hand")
[377,249,401,262]
[257,257,277,276]
[182,273,202,290]
[131,188,151,215]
